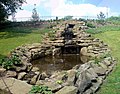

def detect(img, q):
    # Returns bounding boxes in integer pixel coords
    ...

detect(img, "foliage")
[97,12,106,25]
[32,5,39,21]
[0,0,25,22]
[86,22,96,28]
[97,12,106,20]
[2,58,14,69]
[0,54,21,69]
[29,85,53,94]
[106,16,120,25]
[56,80,63,85]
[78,18,87,23]
[11,55,21,65]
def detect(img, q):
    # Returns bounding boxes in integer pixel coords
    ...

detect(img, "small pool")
[31,54,86,73]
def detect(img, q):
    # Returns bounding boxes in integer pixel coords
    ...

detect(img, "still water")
[31,54,85,73]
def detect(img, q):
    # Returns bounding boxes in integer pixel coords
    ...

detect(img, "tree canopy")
[0,0,25,22]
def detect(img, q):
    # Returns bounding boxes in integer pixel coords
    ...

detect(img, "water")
[31,54,85,73]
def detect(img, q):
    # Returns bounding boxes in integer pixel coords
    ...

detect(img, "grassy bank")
[0,27,51,59]
[85,24,120,94]
[94,31,120,94]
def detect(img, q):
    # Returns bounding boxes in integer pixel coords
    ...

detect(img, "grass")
[92,29,120,94]
[0,27,51,59]
[88,26,120,94]
[86,25,120,34]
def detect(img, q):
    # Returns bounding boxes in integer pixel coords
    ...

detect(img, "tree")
[32,4,39,21]
[97,12,106,25]
[97,12,106,20]
[0,0,25,22]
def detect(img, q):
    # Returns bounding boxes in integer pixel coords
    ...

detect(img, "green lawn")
[85,23,120,93]
[0,27,51,59]
[94,31,120,94]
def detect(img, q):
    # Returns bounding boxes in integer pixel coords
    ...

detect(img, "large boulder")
[0,78,32,94]
[80,47,88,55]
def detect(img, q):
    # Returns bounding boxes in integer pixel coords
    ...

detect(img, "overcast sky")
[10,0,120,21]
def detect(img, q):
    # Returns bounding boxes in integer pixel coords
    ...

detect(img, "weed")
[29,85,53,94]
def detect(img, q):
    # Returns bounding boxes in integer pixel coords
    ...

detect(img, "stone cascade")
[0,20,116,94]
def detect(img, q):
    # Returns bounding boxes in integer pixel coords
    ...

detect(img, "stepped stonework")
[0,20,116,94]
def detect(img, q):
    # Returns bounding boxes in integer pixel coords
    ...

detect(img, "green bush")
[86,22,96,28]
[2,58,14,69]
[29,85,53,94]
[11,55,21,65]
[0,55,21,70]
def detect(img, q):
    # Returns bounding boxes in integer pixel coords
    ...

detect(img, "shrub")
[29,85,53,94]
[86,22,96,28]
[0,55,21,70]
[2,58,14,69]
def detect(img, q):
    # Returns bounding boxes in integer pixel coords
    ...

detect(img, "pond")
[31,54,86,73]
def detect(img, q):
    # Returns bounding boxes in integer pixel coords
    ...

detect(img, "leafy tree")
[0,0,25,22]
[32,5,39,21]
[97,12,106,25]
[97,12,106,20]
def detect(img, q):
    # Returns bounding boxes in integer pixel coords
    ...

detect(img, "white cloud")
[15,10,32,18]
[9,10,33,21]
[51,3,109,18]
[42,0,112,18]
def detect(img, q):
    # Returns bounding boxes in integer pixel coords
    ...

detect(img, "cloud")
[51,3,109,18]
[9,10,34,21]
[42,0,113,18]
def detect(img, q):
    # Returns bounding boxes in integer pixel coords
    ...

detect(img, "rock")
[45,82,63,92]
[93,67,106,76]
[91,77,103,92]
[67,69,76,85]
[31,67,39,72]
[78,63,90,73]
[36,80,44,85]
[80,47,88,55]
[104,57,112,66]
[87,68,98,80]
[15,65,27,72]
[23,71,36,82]
[75,71,92,93]
[80,55,88,63]
[55,86,77,94]
[30,74,40,85]
[0,78,32,94]
[27,65,33,72]
[0,67,6,76]
[18,72,26,80]
[5,71,17,78]
[0,67,6,72]
[84,89,92,94]
[52,48,61,56]
[99,62,108,69]
[40,72,48,80]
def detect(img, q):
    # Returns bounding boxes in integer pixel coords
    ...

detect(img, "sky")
[9,0,120,21]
